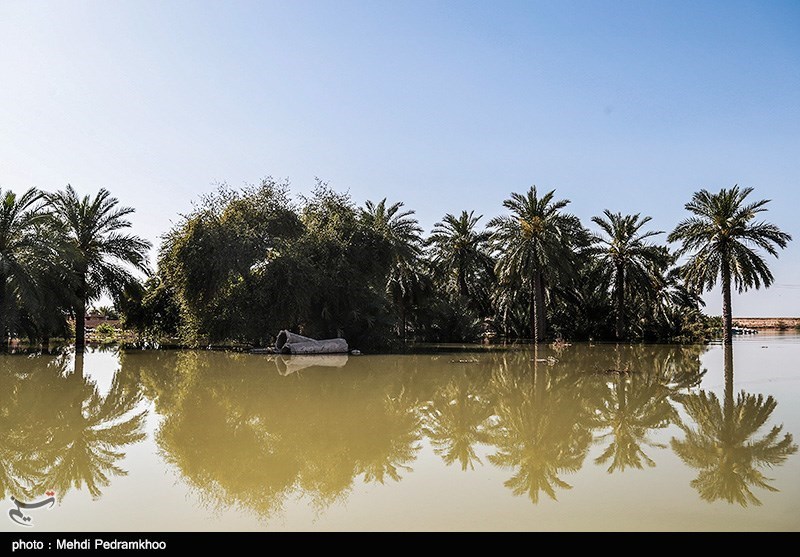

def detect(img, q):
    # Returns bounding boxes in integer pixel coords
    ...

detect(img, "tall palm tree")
[0,188,50,347]
[361,199,429,340]
[47,185,151,352]
[488,186,584,342]
[426,210,494,305]
[589,210,667,340]
[668,186,791,344]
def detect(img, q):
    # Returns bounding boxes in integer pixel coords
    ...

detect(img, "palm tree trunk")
[503,305,509,343]
[458,265,467,298]
[75,299,86,353]
[0,276,7,353]
[536,274,546,341]
[615,263,625,340]
[531,271,545,343]
[721,257,733,345]
[400,304,407,343]
[529,288,535,343]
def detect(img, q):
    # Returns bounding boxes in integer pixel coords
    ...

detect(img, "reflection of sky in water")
[702,334,800,396]
[2,337,799,532]
[75,347,121,398]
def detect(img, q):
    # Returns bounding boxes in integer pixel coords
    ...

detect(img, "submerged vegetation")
[0,179,790,351]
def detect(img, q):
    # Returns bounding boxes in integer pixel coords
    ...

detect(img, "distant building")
[84,313,121,331]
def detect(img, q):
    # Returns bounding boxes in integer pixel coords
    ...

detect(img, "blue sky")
[1,0,798,316]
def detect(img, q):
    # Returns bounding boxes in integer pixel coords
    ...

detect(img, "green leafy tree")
[294,182,393,345]
[668,186,791,344]
[158,179,303,345]
[47,185,151,352]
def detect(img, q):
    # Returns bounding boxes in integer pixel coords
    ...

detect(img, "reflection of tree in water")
[0,349,146,501]
[671,345,798,506]
[486,352,592,503]
[581,344,706,473]
[421,368,493,471]
[45,353,147,498]
[0,353,71,499]
[124,341,797,517]
[142,351,423,521]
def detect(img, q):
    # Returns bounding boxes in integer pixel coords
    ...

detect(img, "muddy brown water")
[2,333,799,531]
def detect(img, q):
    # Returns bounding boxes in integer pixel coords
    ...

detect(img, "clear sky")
[1,0,798,316]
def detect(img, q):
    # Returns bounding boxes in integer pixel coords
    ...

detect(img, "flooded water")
[2,334,799,532]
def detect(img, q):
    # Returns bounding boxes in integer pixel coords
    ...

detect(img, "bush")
[93,322,118,343]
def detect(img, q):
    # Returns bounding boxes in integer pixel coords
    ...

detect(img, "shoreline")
[732,317,800,330]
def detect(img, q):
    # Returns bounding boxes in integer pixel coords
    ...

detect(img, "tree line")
[0,179,790,351]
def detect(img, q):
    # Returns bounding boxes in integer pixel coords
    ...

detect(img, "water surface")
[2,334,799,531]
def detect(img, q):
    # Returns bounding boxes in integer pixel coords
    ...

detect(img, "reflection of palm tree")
[45,353,147,498]
[0,353,76,499]
[422,378,493,471]
[592,374,674,472]
[487,358,591,503]
[352,388,422,484]
[588,345,704,473]
[0,366,46,499]
[671,345,798,505]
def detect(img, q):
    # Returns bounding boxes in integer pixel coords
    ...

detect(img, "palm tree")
[426,210,494,305]
[668,186,791,344]
[361,199,423,265]
[0,188,50,347]
[488,186,584,342]
[360,199,428,340]
[589,210,667,340]
[47,185,151,352]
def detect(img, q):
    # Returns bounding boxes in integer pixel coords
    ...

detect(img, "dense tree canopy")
[2,178,788,349]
